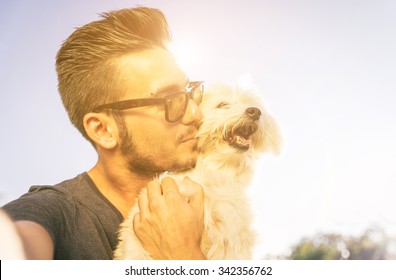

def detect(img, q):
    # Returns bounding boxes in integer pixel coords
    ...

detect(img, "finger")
[184,176,204,201]
[133,212,141,231]
[133,213,145,242]
[137,191,149,219]
[184,176,204,211]
[147,180,162,200]
[161,177,180,196]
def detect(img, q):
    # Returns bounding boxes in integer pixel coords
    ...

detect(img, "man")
[2,7,206,260]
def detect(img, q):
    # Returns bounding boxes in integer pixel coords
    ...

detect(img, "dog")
[114,82,281,259]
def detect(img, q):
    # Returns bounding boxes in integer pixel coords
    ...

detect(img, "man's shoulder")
[3,174,81,210]
[27,173,88,196]
[2,173,95,214]
[23,172,121,219]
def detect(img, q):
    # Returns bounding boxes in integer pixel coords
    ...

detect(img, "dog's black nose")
[245,107,261,120]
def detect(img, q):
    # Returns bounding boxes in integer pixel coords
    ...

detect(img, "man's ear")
[83,113,118,149]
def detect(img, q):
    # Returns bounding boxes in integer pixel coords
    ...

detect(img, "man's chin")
[168,159,196,173]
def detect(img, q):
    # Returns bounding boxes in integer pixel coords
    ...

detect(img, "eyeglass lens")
[166,94,188,122]
[165,82,203,122]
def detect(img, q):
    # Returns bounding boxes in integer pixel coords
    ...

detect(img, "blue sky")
[1,0,396,258]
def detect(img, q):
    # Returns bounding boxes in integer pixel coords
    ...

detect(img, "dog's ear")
[260,113,282,155]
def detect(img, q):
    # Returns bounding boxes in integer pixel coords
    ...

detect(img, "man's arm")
[14,221,54,259]
[133,176,206,260]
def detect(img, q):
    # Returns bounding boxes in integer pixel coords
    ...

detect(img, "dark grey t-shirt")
[2,173,124,259]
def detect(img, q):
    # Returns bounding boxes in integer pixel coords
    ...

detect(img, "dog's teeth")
[236,135,252,146]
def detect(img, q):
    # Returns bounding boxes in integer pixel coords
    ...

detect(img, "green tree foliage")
[287,227,394,260]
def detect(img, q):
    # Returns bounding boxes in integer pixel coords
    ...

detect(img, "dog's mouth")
[224,121,258,150]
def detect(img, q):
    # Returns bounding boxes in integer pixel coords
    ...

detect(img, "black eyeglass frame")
[93,81,204,123]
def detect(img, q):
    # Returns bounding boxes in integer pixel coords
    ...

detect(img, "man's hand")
[133,176,206,259]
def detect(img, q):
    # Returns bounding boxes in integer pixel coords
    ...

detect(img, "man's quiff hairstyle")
[56,7,171,142]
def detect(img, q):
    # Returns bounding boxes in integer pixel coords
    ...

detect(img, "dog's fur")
[114,82,281,259]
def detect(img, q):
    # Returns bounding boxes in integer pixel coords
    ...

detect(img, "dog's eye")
[216,102,231,109]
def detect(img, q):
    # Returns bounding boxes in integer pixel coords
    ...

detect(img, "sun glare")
[168,42,198,73]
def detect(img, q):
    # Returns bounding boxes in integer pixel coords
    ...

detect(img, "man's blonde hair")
[56,7,171,142]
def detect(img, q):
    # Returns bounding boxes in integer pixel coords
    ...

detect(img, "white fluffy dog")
[114,82,281,259]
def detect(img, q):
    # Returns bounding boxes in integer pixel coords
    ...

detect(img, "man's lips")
[180,136,198,144]
[178,127,199,144]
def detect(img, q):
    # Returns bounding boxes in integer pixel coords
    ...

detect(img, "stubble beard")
[119,124,197,177]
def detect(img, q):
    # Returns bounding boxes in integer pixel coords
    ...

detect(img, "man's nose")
[181,99,202,125]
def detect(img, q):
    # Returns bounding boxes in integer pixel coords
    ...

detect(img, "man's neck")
[87,161,153,218]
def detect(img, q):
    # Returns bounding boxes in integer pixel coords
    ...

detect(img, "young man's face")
[114,48,202,175]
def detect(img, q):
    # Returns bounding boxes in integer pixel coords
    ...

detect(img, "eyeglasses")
[93,81,204,122]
